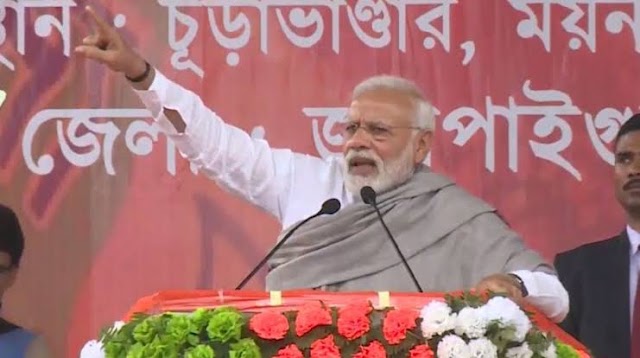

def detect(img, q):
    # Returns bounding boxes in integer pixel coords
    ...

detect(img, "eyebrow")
[615,151,637,160]
[346,118,392,126]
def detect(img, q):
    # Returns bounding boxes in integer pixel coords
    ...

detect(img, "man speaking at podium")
[76,7,568,323]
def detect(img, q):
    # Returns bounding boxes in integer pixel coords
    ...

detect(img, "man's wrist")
[126,61,150,83]
[507,273,529,297]
[125,57,155,91]
[124,57,148,80]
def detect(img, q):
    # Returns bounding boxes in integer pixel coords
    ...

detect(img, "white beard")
[343,144,416,196]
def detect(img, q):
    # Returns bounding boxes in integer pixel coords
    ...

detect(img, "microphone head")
[360,186,377,205]
[321,198,341,215]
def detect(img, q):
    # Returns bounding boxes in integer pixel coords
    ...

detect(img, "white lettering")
[604,0,640,53]
[0,0,77,71]
[158,0,206,75]
[518,81,582,180]
[205,3,255,67]
[509,0,553,51]
[276,6,325,49]
[560,0,597,51]
[442,81,582,179]
[412,0,456,51]
[509,0,640,53]
[32,0,76,57]
[155,0,466,68]
[22,108,209,177]
[346,0,392,48]
[23,109,135,175]
[0,1,26,71]
[302,107,347,159]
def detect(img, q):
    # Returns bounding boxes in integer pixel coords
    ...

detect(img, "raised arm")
[131,68,303,218]
[74,6,328,220]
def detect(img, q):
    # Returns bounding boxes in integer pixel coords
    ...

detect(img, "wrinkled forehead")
[615,131,640,154]
[348,90,415,125]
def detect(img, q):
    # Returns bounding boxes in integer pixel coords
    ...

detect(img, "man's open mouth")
[348,157,378,176]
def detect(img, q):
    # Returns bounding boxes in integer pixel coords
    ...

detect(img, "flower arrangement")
[84,292,587,358]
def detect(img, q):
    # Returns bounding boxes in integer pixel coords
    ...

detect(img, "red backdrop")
[0,0,637,356]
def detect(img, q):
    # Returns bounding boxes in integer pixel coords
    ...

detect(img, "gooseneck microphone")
[360,186,423,292]
[235,198,341,290]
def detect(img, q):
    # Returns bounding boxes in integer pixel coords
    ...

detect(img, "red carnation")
[337,303,372,340]
[273,344,304,358]
[309,335,340,358]
[382,309,419,344]
[352,340,386,358]
[409,344,435,358]
[249,311,289,340]
[338,302,373,316]
[295,303,332,336]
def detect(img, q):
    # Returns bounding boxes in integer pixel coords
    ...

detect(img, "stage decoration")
[79,291,590,358]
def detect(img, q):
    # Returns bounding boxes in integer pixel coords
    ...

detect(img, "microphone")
[235,198,341,290]
[360,186,423,293]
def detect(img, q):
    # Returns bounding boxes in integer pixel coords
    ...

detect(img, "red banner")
[0,1,637,356]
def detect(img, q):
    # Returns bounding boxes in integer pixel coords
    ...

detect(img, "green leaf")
[525,330,552,353]
[184,344,215,358]
[556,341,582,358]
[206,308,245,343]
[229,338,261,358]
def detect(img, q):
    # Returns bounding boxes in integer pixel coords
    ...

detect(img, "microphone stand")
[235,198,341,290]
[361,186,423,292]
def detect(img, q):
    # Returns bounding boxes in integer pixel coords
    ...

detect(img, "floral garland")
[84,293,586,358]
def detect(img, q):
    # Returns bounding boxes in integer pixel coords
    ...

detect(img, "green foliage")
[556,342,582,358]
[206,308,245,343]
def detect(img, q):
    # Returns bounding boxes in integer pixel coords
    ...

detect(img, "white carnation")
[541,343,557,358]
[480,296,531,341]
[437,334,471,358]
[455,307,488,338]
[79,340,105,358]
[468,338,498,358]
[505,343,534,358]
[79,321,123,358]
[420,301,457,338]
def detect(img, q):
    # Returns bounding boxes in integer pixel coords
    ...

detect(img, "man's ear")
[414,131,433,165]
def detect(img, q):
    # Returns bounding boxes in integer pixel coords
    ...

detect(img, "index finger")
[85,6,112,35]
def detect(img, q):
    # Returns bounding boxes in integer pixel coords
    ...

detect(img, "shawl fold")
[266,166,554,292]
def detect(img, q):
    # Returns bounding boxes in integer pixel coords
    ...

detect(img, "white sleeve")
[511,269,570,323]
[132,70,327,221]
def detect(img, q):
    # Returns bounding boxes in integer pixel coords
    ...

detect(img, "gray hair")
[351,75,435,132]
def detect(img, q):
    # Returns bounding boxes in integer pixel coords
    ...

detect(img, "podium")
[91,290,591,357]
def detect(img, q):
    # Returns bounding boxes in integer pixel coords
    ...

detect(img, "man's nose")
[343,125,372,151]
[628,156,640,177]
